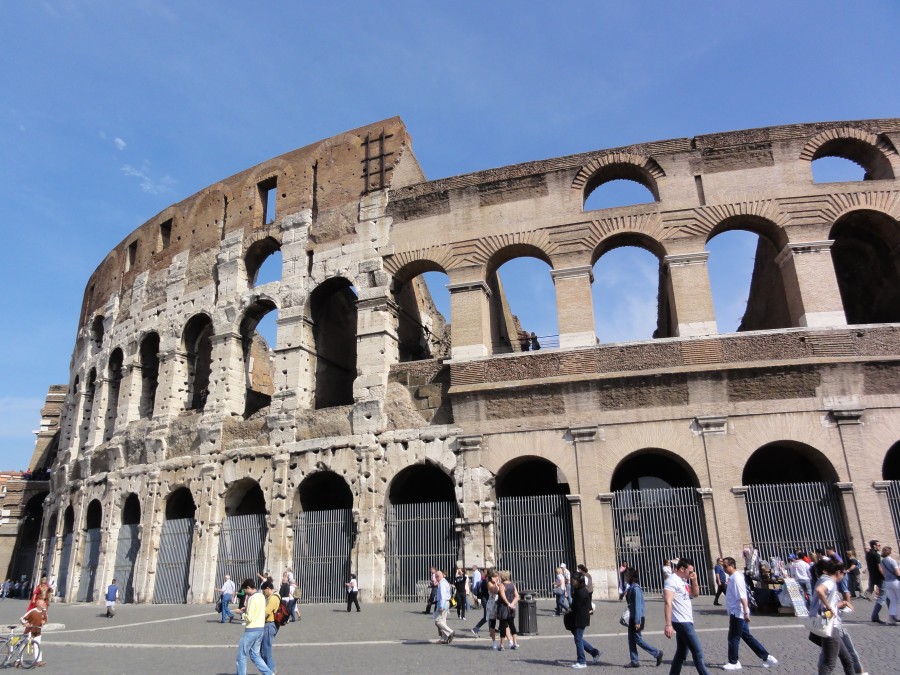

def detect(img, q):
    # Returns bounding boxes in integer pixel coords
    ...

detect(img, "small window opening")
[159,219,172,250]
[90,315,105,345]
[694,175,706,206]
[125,241,138,272]
[259,177,277,225]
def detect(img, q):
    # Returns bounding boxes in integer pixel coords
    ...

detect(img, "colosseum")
[25,117,900,605]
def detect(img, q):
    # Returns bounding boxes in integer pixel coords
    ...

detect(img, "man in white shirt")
[722,557,778,670]
[217,574,236,623]
[663,557,709,674]
[433,569,455,644]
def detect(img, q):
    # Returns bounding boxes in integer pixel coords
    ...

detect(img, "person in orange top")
[20,597,47,667]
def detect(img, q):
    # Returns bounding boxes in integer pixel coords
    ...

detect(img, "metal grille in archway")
[215,514,268,588]
[294,509,354,603]
[76,528,101,602]
[495,494,576,598]
[56,533,73,599]
[612,487,712,595]
[385,501,459,602]
[743,482,851,560]
[153,517,195,604]
[113,524,140,604]
[888,481,900,541]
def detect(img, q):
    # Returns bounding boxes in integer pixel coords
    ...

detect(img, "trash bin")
[519,594,538,635]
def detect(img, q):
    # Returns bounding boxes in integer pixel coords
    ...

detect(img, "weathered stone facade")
[38,117,900,603]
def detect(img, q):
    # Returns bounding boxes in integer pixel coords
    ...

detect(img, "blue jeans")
[628,624,661,664]
[236,628,272,675]
[221,592,234,622]
[572,626,600,664]
[726,615,768,664]
[554,590,569,614]
[261,622,276,671]
[670,622,709,675]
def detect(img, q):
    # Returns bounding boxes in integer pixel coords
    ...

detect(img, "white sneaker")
[763,655,778,667]
[722,663,742,671]
[571,664,587,670]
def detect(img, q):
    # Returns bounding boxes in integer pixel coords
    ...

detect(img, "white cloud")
[121,163,176,195]
[114,137,127,151]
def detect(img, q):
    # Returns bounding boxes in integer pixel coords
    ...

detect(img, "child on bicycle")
[19,597,46,667]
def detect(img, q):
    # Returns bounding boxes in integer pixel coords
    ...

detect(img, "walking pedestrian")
[567,572,600,669]
[105,578,119,618]
[623,568,663,668]
[713,559,727,606]
[554,566,570,615]
[497,570,520,650]
[721,557,778,670]
[279,571,295,620]
[345,573,361,612]
[561,563,572,604]
[234,578,272,675]
[472,569,498,641]
[452,565,469,619]
[879,545,899,625]
[845,551,862,598]
[663,557,709,675]
[432,569,454,644]
[619,561,629,600]
[790,554,812,605]
[864,540,880,598]
[217,574,236,623]
[425,566,438,614]
[811,559,855,675]
[19,597,47,668]
[471,564,482,607]
[259,580,279,673]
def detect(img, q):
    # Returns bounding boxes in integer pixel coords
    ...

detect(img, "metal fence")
[494,494,575,598]
[744,482,851,561]
[294,508,354,603]
[612,487,712,595]
[153,517,194,604]
[76,528,101,602]
[887,481,900,543]
[56,533,72,599]
[215,514,267,591]
[385,501,459,602]
[112,524,140,604]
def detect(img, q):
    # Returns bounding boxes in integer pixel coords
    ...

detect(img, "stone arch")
[90,315,105,346]
[574,152,665,204]
[224,478,267,517]
[63,505,75,535]
[244,235,282,287]
[239,296,279,418]
[610,448,701,491]
[388,462,455,505]
[122,492,141,525]
[884,440,900,480]
[386,253,455,282]
[829,209,900,324]
[296,471,354,513]
[181,313,214,411]
[79,367,98,450]
[391,259,451,362]
[800,127,897,180]
[742,441,839,485]
[495,455,570,498]
[7,491,47,581]
[164,486,197,520]
[484,243,554,280]
[307,277,357,409]
[103,348,124,442]
[85,499,103,530]
[155,486,196,604]
[139,332,160,419]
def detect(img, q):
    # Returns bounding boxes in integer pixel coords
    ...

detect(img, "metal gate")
[153,517,195,604]
[887,481,900,542]
[385,501,459,602]
[76,528,101,602]
[612,487,712,594]
[744,482,850,561]
[56,533,73,599]
[112,524,140,604]
[294,509,354,603]
[495,494,576,598]
[215,514,267,589]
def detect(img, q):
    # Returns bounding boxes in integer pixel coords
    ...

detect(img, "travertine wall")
[38,117,900,603]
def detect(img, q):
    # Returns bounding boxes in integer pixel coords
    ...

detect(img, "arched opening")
[392,262,451,362]
[57,505,75,599]
[114,493,141,603]
[139,332,160,419]
[495,457,575,596]
[885,442,900,542]
[583,162,660,212]
[239,299,278,418]
[182,314,213,411]
[308,277,358,409]
[103,348,124,442]
[809,137,894,182]
[741,441,849,564]
[77,499,103,602]
[812,156,866,183]
[610,449,711,594]
[830,210,900,325]
[486,246,557,353]
[592,234,670,342]
[385,464,459,601]
[80,368,97,450]
[245,237,282,287]
[7,492,46,584]
[294,472,355,603]
[154,487,196,604]
[90,315,105,346]
[706,217,791,333]
[217,479,268,592]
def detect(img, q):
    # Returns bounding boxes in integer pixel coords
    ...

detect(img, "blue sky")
[1,1,898,470]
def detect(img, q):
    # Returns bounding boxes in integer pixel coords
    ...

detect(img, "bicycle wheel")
[18,639,40,669]
[0,637,13,667]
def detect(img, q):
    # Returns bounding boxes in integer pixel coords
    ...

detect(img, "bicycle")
[0,625,41,669]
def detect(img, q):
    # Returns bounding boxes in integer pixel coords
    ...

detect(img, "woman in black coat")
[566,573,601,668]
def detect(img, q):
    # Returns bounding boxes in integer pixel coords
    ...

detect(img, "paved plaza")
[0,595,895,674]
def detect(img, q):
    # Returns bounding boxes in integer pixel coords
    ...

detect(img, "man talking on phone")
[663,558,709,674]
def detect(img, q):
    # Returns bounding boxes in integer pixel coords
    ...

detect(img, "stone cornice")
[446,280,492,297]
[775,240,834,267]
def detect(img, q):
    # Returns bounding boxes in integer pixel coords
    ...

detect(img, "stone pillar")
[68,390,86,457]
[209,331,245,417]
[567,494,586,565]
[353,290,399,433]
[120,358,143,425]
[729,487,754,556]
[191,463,219,604]
[776,241,847,328]
[455,435,492,567]
[552,266,596,348]
[96,481,120,603]
[65,493,87,604]
[267,456,292,577]
[84,376,108,450]
[155,348,188,418]
[271,314,314,416]
[696,488,719,571]
[663,252,718,337]
[355,445,385,603]
[133,472,160,604]
[595,493,618,599]
[831,408,870,551]
[694,416,727,557]
[569,425,598,568]
[835,482,865,555]
[447,279,492,359]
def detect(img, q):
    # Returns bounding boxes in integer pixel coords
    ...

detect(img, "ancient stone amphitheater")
[37,117,900,604]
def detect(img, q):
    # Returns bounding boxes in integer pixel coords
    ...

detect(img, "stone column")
[663,252,718,337]
[729,486,754,555]
[831,408,870,551]
[552,266,596,348]
[191,463,220,604]
[96,480,120,603]
[133,472,160,604]
[455,435,492,567]
[696,488,719,572]
[776,241,847,328]
[447,278,492,359]
[120,358,143,425]
[355,445,386,602]
[155,348,188,418]
[209,331,245,417]
[266,456,292,577]
[567,494,586,565]
[694,416,727,557]
[569,425,598,567]
[271,314,314,416]
[65,493,87,603]
[353,290,399,433]
[835,482,865,555]
[595,493,618,599]
[84,376,108,450]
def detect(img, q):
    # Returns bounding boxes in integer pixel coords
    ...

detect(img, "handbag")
[563,610,575,631]
[215,598,222,613]
[619,608,631,627]
[806,611,834,638]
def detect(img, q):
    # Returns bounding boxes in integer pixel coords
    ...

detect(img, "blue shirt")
[714,564,726,584]
[106,584,118,602]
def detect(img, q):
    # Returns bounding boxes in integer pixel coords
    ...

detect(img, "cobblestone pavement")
[0,595,894,674]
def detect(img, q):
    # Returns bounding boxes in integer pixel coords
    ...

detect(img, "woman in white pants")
[880,546,900,625]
